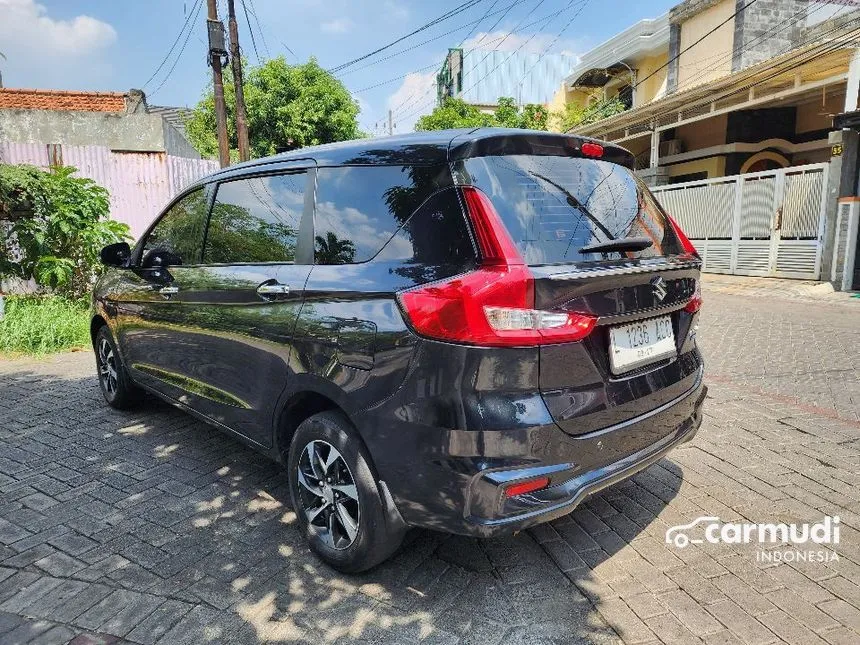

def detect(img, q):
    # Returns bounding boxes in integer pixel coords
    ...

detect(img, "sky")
[0,0,680,134]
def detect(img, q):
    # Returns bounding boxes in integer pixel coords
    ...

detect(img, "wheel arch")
[90,314,108,345]
[275,390,346,462]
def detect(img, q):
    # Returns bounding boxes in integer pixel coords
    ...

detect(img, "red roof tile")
[0,88,126,113]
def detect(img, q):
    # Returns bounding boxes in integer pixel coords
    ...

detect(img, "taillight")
[684,279,702,314]
[666,213,699,258]
[396,186,597,347]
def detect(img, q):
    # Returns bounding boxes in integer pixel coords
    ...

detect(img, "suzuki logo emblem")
[651,276,668,302]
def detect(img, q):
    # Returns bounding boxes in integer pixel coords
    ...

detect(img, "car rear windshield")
[460,155,683,265]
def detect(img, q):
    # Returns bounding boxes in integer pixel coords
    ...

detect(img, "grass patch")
[0,295,90,356]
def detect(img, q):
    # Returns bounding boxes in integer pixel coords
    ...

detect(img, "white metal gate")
[651,163,829,279]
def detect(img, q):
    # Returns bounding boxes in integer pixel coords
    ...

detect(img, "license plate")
[609,315,676,374]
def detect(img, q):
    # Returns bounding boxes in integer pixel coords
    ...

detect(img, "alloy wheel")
[296,440,360,549]
[97,337,118,396]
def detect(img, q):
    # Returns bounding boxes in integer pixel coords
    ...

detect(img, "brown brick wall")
[0,88,126,112]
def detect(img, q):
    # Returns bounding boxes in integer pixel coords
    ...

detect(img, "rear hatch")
[457,149,703,437]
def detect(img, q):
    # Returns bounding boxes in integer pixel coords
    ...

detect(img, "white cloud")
[320,18,352,34]
[382,0,408,22]
[0,0,117,88]
[385,70,436,133]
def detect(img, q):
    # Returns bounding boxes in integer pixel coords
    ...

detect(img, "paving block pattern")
[0,278,858,644]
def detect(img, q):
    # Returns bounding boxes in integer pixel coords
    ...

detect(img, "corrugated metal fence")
[652,163,829,280]
[0,143,218,239]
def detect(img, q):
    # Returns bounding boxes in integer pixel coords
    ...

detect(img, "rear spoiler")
[448,129,635,169]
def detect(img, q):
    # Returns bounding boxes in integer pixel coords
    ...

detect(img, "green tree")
[0,164,130,298]
[186,57,361,158]
[415,96,550,132]
[314,232,356,264]
[556,96,628,132]
[414,97,493,131]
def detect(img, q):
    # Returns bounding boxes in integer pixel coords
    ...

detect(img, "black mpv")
[93,129,706,572]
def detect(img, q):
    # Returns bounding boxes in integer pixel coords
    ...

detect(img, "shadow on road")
[0,364,683,644]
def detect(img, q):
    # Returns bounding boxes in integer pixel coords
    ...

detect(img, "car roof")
[198,128,635,186]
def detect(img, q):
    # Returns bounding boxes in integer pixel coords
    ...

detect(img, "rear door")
[173,166,315,446]
[292,164,472,407]
[458,153,703,437]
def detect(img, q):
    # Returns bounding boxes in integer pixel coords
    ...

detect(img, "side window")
[375,187,476,281]
[313,165,452,265]
[142,188,208,265]
[204,173,305,264]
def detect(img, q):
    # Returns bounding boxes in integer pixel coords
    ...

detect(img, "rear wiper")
[531,172,616,241]
[579,237,653,255]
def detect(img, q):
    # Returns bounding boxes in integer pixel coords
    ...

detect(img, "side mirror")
[100,242,131,267]
[141,249,183,269]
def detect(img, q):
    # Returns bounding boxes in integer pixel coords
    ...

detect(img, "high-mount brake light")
[395,186,597,347]
[581,142,604,158]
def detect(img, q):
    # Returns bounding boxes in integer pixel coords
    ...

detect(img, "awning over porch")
[569,33,859,146]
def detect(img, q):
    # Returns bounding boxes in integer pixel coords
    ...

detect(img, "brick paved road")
[0,277,858,644]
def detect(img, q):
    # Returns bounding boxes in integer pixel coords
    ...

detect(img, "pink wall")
[1,143,217,239]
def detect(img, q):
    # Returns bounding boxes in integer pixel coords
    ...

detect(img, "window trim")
[201,167,314,267]
[133,184,212,268]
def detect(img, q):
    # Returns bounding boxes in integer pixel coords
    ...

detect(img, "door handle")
[256,282,290,300]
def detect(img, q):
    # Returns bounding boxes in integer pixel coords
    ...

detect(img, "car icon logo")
[650,275,668,302]
[665,516,720,548]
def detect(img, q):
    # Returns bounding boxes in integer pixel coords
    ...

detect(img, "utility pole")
[206,0,230,167]
[226,0,250,162]
[388,109,393,135]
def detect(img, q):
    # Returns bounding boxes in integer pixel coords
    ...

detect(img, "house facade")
[554,0,860,288]
[0,88,202,159]
[0,88,216,238]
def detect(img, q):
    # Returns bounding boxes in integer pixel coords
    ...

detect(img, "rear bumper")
[463,382,705,536]
[359,363,706,537]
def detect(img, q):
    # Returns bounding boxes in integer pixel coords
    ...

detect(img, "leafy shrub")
[0,164,130,298]
[415,97,550,132]
[0,295,90,355]
[557,96,629,132]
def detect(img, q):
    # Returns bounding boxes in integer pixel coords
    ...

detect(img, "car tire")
[288,410,405,573]
[94,326,142,410]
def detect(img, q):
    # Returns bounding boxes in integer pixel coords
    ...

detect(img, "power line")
[642,0,761,96]
[389,0,524,120]
[354,30,524,95]
[143,0,203,90]
[395,0,554,122]
[240,0,261,62]
[605,0,836,129]
[246,0,271,57]
[389,0,529,119]
[354,63,449,93]
[329,0,485,74]
[280,40,300,62]
[517,0,591,90]
[149,0,206,97]
[472,0,548,67]
[595,19,859,138]
[399,0,582,123]
[337,1,521,79]
[456,0,588,104]
[571,0,765,126]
